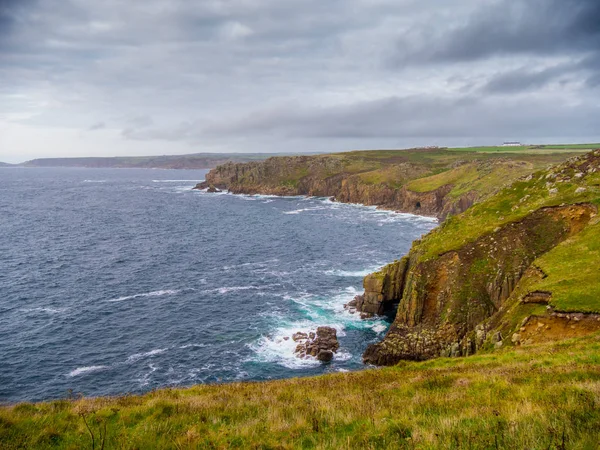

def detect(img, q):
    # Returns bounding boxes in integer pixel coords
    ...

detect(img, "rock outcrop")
[362,203,596,365]
[294,327,340,362]
[196,149,600,367]
[194,155,526,219]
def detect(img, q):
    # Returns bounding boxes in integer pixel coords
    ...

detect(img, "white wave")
[22,307,67,314]
[68,365,108,377]
[127,348,167,362]
[202,284,279,295]
[283,206,328,215]
[137,363,158,387]
[323,266,382,277]
[249,320,352,369]
[334,350,353,362]
[179,343,208,349]
[107,289,181,302]
[248,324,322,369]
[283,286,392,332]
[83,180,106,183]
[370,323,388,333]
[152,180,200,183]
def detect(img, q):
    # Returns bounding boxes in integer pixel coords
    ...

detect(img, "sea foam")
[107,289,181,302]
[127,348,167,362]
[68,365,108,377]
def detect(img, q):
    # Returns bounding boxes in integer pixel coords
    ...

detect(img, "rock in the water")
[293,326,339,362]
[206,184,221,193]
[292,332,308,342]
[317,350,334,362]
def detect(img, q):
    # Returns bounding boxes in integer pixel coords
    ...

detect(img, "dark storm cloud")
[0,0,34,42]
[393,0,600,64]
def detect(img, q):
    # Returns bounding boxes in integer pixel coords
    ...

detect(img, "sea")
[0,167,437,403]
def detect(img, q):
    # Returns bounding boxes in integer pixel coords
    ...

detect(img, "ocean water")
[0,167,437,402]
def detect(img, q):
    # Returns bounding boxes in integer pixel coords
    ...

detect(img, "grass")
[2,334,600,449]
[415,153,600,261]
[447,145,593,154]
[540,144,600,150]
[530,220,600,313]
[406,164,478,193]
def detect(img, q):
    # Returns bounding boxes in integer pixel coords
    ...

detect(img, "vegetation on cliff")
[363,150,600,365]
[197,147,586,219]
[1,334,599,449]
[197,146,600,365]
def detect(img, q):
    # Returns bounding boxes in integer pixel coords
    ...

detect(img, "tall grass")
[2,334,599,449]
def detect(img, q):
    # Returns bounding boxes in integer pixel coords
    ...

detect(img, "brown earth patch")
[517,314,600,345]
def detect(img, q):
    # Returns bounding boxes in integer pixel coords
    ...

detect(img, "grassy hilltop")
[198,146,589,219]
[3,145,600,449]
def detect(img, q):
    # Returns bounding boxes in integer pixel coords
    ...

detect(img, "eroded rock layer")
[362,203,596,365]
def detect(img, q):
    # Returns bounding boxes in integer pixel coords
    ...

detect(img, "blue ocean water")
[0,167,437,403]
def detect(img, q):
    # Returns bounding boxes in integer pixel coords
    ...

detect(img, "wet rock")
[317,350,334,362]
[292,332,308,342]
[206,184,221,193]
[294,326,339,362]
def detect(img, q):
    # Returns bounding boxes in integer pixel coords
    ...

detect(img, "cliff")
[362,150,600,364]
[197,147,600,365]
[196,149,571,219]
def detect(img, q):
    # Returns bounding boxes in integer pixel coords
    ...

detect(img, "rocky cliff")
[197,148,600,366]
[196,152,542,219]
[362,150,600,364]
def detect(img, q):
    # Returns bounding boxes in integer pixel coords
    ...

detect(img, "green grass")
[540,144,600,150]
[415,154,600,261]
[529,221,600,313]
[406,164,478,192]
[2,334,600,449]
[447,145,594,154]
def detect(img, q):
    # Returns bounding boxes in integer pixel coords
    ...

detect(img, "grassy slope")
[416,156,600,261]
[520,220,600,313]
[1,334,599,449]
[447,144,596,153]
[400,150,600,351]
[245,148,584,192]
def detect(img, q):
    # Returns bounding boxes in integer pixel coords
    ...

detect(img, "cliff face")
[362,204,596,364]
[198,149,600,366]
[197,155,509,219]
[362,150,600,365]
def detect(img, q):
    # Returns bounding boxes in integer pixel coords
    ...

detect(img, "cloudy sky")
[1,0,599,162]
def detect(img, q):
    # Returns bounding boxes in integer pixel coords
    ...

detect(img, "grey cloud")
[130,93,599,143]
[481,64,572,94]
[88,121,105,130]
[1,0,599,161]
[392,0,600,64]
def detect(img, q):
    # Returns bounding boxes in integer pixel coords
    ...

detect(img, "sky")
[1,0,599,163]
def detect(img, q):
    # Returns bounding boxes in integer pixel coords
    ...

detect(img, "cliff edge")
[362,150,600,364]
[196,149,568,219]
